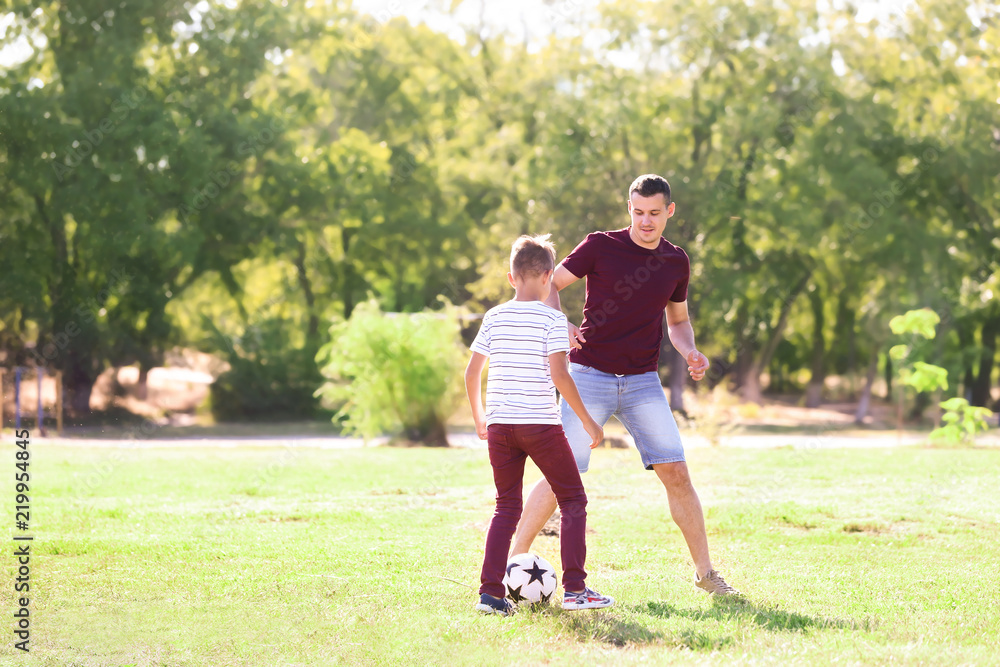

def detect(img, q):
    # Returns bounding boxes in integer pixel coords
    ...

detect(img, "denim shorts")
[561,362,685,472]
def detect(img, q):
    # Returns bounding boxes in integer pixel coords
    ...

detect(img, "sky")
[0,0,924,71]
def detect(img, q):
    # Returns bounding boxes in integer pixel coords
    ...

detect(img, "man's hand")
[583,417,604,449]
[568,322,587,350]
[687,349,710,381]
[475,418,488,440]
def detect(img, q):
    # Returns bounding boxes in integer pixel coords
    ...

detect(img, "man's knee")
[654,461,692,490]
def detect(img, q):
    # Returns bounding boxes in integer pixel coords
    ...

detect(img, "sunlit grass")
[2,442,998,665]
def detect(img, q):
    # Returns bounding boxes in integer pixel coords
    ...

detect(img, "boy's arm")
[465,352,489,440]
[549,352,603,448]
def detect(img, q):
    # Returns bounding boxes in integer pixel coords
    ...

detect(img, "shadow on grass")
[639,598,864,633]
[520,607,734,651]
[556,611,662,647]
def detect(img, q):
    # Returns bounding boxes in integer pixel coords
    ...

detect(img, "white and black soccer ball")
[503,553,557,605]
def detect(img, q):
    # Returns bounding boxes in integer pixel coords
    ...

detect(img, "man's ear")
[507,272,517,289]
[666,201,676,217]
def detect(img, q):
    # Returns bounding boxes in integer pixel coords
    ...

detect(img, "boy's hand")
[568,322,586,350]
[475,419,488,440]
[584,417,604,449]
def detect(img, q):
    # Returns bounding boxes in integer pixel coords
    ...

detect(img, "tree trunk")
[971,313,1000,407]
[854,348,878,424]
[341,228,357,319]
[958,323,975,400]
[884,354,893,399]
[742,272,810,404]
[294,236,320,345]
[805,286,825,408]
[135,364,149,401]
[406,415,450,447]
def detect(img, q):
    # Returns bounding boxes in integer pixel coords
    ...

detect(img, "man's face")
[627,192,675,249]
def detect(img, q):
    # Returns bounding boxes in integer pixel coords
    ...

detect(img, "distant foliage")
[208,317,324,422]
[315,302,465,446]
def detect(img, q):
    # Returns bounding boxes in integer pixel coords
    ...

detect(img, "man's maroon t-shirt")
[561,228,689,375]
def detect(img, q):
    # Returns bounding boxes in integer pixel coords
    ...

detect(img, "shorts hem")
[643,456,686,470]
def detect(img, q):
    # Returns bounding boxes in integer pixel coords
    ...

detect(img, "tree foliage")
[2,0,998,427]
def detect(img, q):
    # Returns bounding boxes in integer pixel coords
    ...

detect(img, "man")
[510,174,741,597]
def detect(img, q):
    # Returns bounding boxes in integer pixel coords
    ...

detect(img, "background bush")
[315,301,466,446]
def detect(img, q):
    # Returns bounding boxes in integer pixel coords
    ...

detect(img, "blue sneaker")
[562,587,615,610]
[476,593,515,616]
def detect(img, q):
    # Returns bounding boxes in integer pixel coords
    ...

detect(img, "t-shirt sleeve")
[669,249,690,302]
[545,313,571,356]
[560,233,600,279]
[470,315,491,356]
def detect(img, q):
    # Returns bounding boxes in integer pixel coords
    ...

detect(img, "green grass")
[3,441,999,665]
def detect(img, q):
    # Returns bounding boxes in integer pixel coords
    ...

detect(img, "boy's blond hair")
[510,234,556,279]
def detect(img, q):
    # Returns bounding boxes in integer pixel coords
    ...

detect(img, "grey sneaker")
[695,569,743,597]
[562,587,615,610]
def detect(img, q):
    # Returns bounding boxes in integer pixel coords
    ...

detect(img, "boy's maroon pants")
[479,423,588,598]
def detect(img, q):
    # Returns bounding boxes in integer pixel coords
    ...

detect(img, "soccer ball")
[503,553,558,605]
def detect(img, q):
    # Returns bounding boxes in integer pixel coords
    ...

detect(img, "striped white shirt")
[470,300,570,425]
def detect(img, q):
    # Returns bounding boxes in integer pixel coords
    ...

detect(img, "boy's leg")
[479,423,528,599]
[521,424,588,594]
[511,363,616,555]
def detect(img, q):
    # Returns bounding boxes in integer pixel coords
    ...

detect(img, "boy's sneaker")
[695,569,743,597]
[476,593,515,616]
[562,587,615,610]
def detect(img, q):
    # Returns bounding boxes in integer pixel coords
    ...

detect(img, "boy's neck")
[513,285,546,302]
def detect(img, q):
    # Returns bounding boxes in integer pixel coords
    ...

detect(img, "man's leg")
[619,371,741,595]
[510,477,557,556]
[653,461,711,577]
[511,363,616,556]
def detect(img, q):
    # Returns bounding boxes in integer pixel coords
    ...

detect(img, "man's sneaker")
[562,587,615,610]
[695,569,743,597]
[476,593,515,616]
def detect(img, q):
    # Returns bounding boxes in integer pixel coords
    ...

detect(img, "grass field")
[3,438,999,666]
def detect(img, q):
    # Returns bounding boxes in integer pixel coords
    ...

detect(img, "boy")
[465,234,614,616]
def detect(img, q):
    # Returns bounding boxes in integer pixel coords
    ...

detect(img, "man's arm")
[543,264,586,349]
[665,300,710,381]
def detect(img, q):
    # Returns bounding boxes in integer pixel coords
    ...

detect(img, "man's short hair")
[510,234,556,279]
[628,174,672,204]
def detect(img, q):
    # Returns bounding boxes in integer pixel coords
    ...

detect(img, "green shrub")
[930,397,993,445]
[315,301,465,446]
[207,317,325,422]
